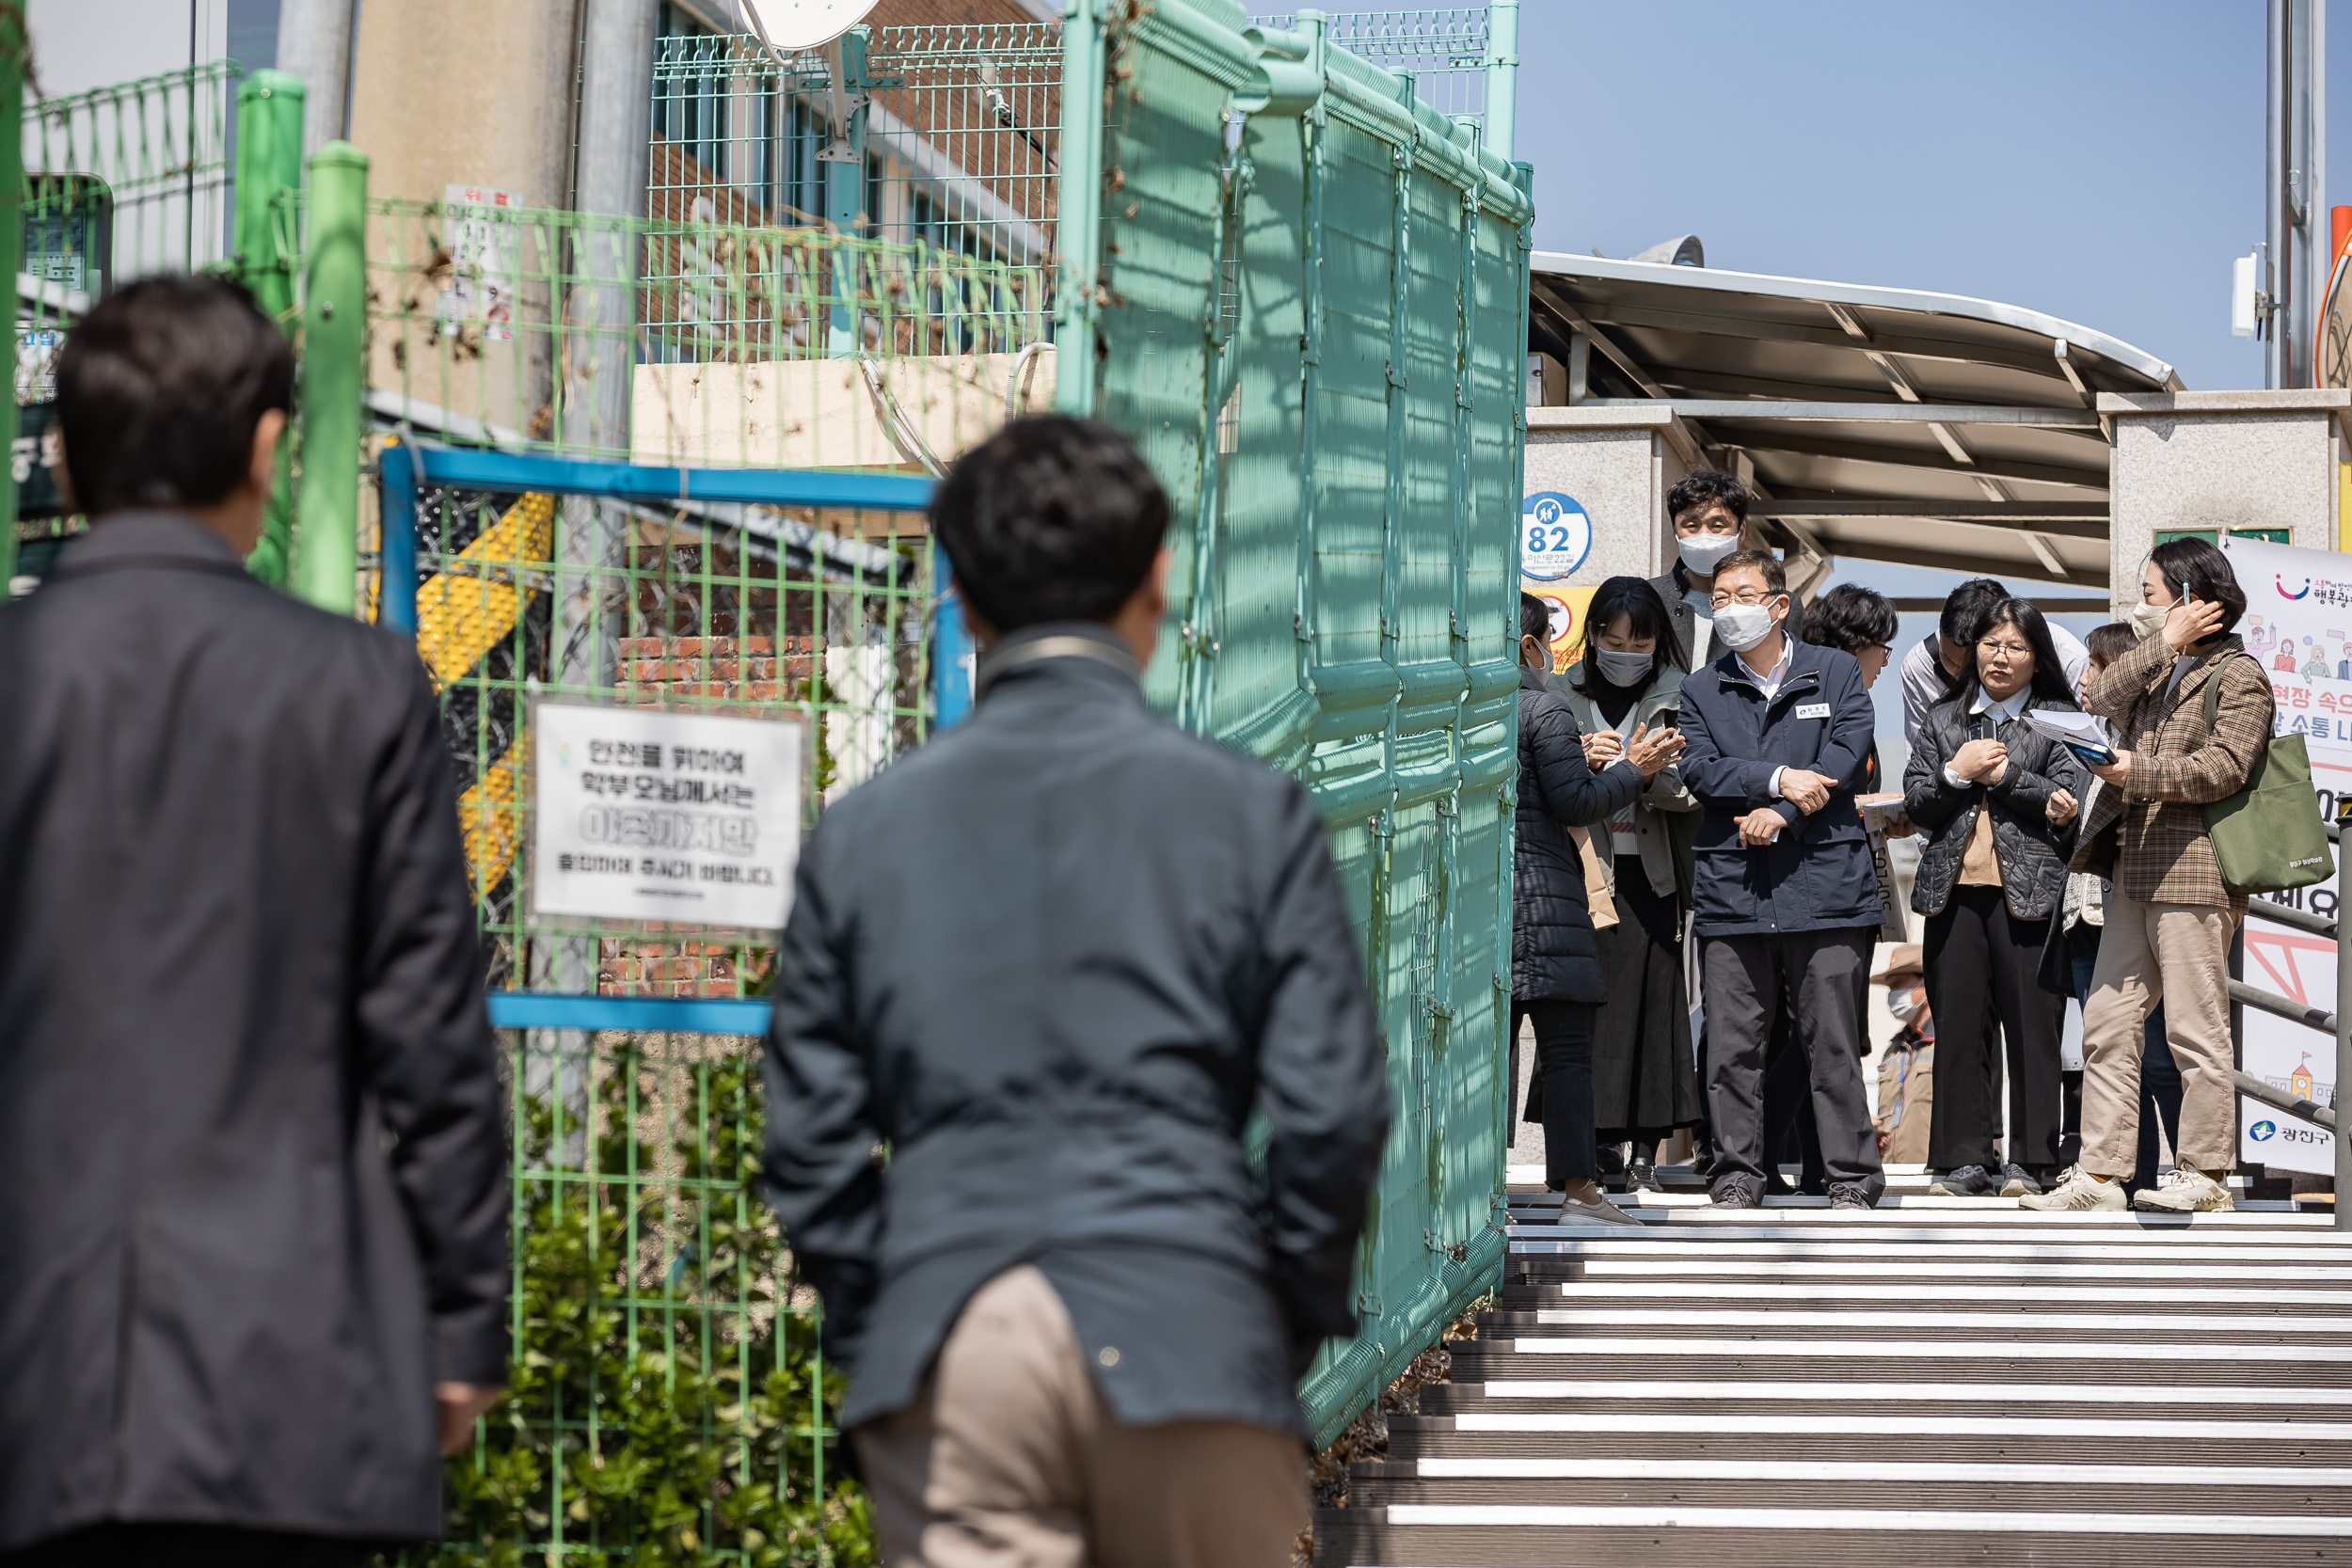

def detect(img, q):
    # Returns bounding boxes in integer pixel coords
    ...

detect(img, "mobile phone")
[2066,740,2117,767]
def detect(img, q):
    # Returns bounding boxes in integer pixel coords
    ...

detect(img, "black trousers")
[1512,999,1597,1189]
[1700,927,1883,1198]
[0,1525,383,1568]
[1925,885,2064,1172]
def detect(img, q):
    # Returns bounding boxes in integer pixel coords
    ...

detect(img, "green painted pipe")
[235,69,305,587]
[290,140,367,616]
[0,7,25,594]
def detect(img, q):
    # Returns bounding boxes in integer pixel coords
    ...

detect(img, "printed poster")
[2217,537,2345,1175]
[439,183,522,342]
[530,701,803,933]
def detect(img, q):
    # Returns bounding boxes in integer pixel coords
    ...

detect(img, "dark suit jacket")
[0,514,506,1549]
[1649,561,1809,671]
[1675,636,1882,938]
[761,625,1389,1439]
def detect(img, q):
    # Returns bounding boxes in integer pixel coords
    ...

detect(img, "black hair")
[2148,537,2248,637]
[1938,578,2012,647]
[2085,622,2137,668]
[1808,583,1899,656]
[1519,591,1551,645]
[1665,467,1749,526]
[56,275,294,516]
[1570,576,1684,696]
[1941,597,2077,714]
[1711,548,1785,595]
[930,414,1169,631]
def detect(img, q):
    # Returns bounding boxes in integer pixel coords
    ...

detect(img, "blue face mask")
[1590,647,1655,687]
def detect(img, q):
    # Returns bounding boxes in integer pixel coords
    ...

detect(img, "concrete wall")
[1524,406,1713,588]
[2102,390,2351,617]
[348,0,580,212]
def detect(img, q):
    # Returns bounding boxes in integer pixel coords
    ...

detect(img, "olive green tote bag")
[2201,657,2332,895]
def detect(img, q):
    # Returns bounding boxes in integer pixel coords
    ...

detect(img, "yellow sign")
[1520,581,1597,673]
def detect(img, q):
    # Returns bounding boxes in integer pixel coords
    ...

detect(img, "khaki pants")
[2078,892,2238,1177]
[854,1265,1308,1568]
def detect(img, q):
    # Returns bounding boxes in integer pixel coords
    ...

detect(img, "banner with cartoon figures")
[1521,490,1597,673]
[2217,536,2346,1175]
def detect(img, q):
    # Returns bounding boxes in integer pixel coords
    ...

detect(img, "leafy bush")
[425,1042,874,1567]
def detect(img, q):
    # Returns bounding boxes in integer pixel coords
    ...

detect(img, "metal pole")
[2338,831,2351,1227]
[1484,0,1518,165]
[2269,0,2289,390]
[822,25,872,355]
[290,141,368,615]
[1053,0,1106,416]
[0,4,24,596]
[234,70,307,587]
[376,440,417,634]
[276,0,356,160]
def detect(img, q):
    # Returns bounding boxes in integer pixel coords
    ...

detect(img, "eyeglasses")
[1709,589,1784,609]
[1978,639,2032,659]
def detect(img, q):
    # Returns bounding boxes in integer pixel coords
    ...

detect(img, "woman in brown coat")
[2024,539,2274,1214]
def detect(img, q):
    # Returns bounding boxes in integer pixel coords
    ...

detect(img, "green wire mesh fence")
[11,60,239,579]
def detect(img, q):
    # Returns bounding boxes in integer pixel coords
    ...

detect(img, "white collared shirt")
[1941,687,2030,789]
[1727,633,1795,700]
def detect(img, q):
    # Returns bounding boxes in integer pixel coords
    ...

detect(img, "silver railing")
[2236,820,2347,1218]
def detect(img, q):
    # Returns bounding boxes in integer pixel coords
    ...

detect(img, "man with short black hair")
[1674,549,1885,1210]
[1900,576,2091,746]
[0,277,508,1564]
[762,414,1389,1566]
[1650,468,1806,669]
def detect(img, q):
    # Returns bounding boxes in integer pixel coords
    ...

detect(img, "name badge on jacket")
[1795,702,1831,720]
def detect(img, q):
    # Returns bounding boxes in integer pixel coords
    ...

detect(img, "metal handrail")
[2234,1069,2339,1132]
[2230,977,2337,1037]
[2248,897,2337,941]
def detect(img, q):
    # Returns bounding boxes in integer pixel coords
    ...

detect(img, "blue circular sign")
[1521,492,1592,582]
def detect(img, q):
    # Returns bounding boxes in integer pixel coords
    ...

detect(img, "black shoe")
[1710,1176,1762,1209]
[1999,1164,2044,1197]
[1597,1143,1629,1179]
[1764,1168,1800,1196]
[1929,1164,1999,1197]
[1627,1159,1663,1195]
[1800,1168,1832,1197]
[1828,1182,1877,1211]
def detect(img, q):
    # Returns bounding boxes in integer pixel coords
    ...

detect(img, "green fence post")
[236,69,305,587]
[0,2,26,594]
[291,140,366,615]
[1053,0,1104,416]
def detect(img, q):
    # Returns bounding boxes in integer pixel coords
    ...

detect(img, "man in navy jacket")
[1676,551,1886,1208]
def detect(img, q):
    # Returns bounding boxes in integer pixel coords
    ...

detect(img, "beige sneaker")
[2018,1167,2128,1211]
[1559,1191,1645,1227]
[2132,1168,2235,1213]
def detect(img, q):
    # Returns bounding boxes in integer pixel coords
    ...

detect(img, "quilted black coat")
[1904,692,2086,922]
[1514,664,1645,1004]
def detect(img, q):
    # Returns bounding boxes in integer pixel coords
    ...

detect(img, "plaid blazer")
[2067,630,2274,909]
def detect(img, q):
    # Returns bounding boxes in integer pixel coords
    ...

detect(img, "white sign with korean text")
[2217,537,2344,1175]
[439,183,522,342]
[532,702,803,932]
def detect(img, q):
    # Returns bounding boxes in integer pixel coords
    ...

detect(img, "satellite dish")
[739,0,881,54]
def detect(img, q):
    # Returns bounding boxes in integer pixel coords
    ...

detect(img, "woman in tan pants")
[2024,539,2273,1214]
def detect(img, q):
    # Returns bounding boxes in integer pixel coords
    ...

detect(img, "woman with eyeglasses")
[1549,576,1701,1194]
[1902,598,2086,1197]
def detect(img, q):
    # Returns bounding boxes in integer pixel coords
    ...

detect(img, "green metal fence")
[1057,0,1532,1449]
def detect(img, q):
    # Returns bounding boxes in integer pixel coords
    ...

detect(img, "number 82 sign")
[1521,492,1593,582]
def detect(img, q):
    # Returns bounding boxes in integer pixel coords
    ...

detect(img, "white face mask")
[1678,531,1742,578]
[1590,647,1655,687]
[1712,599,1779,653]
[1887,988,1925,1023]
[2128,601,2169,642]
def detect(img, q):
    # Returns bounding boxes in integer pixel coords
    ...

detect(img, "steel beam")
[1721,430,2106,491]
[1581,399,2101,428]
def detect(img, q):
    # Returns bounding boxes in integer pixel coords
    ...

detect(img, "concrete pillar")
[2100,389,2352,616]
[1522,404,1713,587]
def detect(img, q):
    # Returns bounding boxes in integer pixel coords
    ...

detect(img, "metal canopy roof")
[1527,252,2185,591]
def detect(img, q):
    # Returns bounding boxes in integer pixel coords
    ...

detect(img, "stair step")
[1345,1473,2352,1513]
[1470,1307,2352,1338]
[1420,1379,2352,1416]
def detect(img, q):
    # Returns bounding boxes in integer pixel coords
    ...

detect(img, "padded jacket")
[1904,693,2086,922]
[1676,637,1883,938]
[1514,665,1645,1003]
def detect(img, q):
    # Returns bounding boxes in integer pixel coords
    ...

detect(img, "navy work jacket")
[1675,634,1883,939]
[760,624,1389,1441]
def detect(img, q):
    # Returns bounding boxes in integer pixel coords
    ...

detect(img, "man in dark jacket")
[761,416,1389,1566]
[0,279,507,1564]
[1675,550,1885,1209]
[1648,468,1805,670]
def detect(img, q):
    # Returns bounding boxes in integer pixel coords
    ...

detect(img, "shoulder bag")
[2201,654,2332,895]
